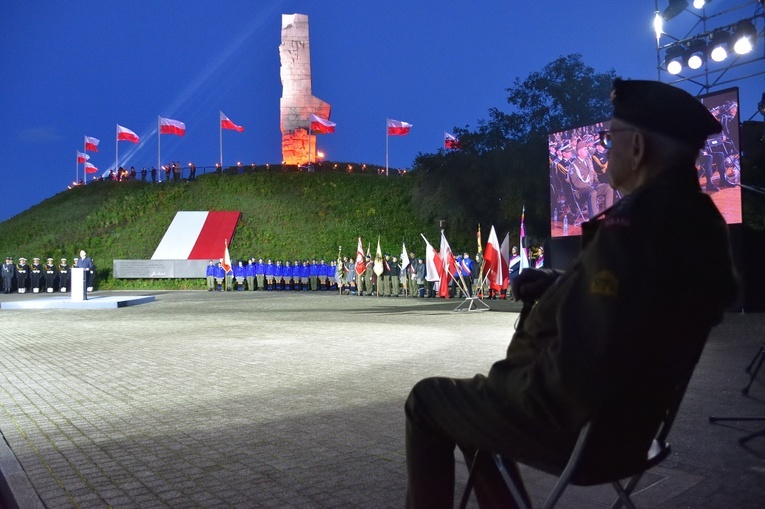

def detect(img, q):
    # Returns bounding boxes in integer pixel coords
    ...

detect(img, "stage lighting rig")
[655,0,764,93]
[663,0,689,20]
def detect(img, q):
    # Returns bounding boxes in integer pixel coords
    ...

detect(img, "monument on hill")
[279,13,331,166]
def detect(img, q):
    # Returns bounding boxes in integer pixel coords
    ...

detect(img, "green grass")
[0,169,458,289]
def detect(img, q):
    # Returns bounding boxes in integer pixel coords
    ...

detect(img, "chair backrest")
[570,326,710,485]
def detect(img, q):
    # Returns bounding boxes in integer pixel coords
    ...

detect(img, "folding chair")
[459,333,707,509]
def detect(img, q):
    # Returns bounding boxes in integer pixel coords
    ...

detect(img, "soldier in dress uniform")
[44,258,57,292]
[58,258,70,292]
[364,255,375,296]
[2,256,16,294]
[16,257,29,293]
[30,257,43,293]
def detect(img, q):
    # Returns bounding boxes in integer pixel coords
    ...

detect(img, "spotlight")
[664,45,685,74]
[692,0,711,8]
[685,39,706,70]
[662,0,689,21]
[708,31,730,62]
[732,20,756,55]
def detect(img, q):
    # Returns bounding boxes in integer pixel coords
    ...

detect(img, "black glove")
[511,268,561,302]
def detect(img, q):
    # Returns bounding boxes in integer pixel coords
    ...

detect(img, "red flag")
[355,237,366,276]
[117,125,140,143]
[84,136,100,152]
[438,231,457,298]
[483,226,503,291]
[222,240,232,273]
[422,235,443,283]
[76,151,90,163]
[310,113,336,134]
[160,117,186,136]
[220,111,244,132]
[444,132,460,149]
[84,162,98,174]
[387,118,412,136]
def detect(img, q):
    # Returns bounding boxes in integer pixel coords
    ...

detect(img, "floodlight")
[732,20,756,55]
[708,31,730,62]
[653,12,664,40]
[662,0,689,21]
[692,0,712,8]
[685,39,707,69]
[665,45,685,74]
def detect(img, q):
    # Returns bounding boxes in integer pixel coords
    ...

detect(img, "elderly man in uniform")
[2,256,15,294]
[404,79,736,508]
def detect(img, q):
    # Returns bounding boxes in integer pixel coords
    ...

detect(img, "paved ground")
[0,290,763,508]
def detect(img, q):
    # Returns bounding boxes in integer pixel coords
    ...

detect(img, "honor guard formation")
[203,246,544,300]
[2,252,96,294]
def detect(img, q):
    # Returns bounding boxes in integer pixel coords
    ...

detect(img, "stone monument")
[279,13,331,166]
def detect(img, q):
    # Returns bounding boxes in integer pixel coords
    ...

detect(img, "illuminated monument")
[279,13,331,166]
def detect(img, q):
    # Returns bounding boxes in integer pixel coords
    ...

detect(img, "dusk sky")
[1,1,762,222]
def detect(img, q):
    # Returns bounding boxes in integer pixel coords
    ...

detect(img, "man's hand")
[512,268,561,302]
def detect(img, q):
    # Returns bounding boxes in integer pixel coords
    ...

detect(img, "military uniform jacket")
[486,167,735,469]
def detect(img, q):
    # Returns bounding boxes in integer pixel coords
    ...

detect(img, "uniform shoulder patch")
[590,269,619,297]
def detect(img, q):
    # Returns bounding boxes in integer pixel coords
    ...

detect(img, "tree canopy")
[410,54,618,247]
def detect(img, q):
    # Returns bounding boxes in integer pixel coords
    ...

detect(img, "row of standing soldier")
[1,252,95,294]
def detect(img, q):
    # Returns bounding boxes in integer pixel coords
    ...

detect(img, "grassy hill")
[0,168,461,289]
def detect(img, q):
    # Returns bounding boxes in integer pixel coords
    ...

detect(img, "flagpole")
[115,124,119,177]
[385,119,389,177]
[157,116,162,183]
[82,139,86,184]
[74,151,78,186]
[309,123,313,165]
[219,112,223,169]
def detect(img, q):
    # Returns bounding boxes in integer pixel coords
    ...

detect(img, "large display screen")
[548,87,742,238]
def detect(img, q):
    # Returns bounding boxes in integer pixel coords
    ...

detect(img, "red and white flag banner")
[483,225,504,291]
[117,124,140,143]
[444,132,460,149]
[310,113,336,134]
[84,136,100,152]
[76,151,90,163]
[222,241,232,273]
[387,118,412,136]
[151,211,241,260]
[220,111,244,132]
[159,117,186,136]
[355,237,366,276]
[84,162,99,174]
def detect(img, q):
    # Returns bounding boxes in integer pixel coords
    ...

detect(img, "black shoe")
[705,185,719,193]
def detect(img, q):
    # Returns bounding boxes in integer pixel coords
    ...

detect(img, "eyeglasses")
[598,128,636,149]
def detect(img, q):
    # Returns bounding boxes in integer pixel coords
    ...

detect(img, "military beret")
[610,78,721,149]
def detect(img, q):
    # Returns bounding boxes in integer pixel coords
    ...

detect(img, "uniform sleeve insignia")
[590,269,619,297]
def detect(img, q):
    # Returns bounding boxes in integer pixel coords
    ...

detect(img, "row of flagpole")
[76,113,460,184]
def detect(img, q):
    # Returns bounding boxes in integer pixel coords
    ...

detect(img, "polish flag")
[220,111,244,132]
[444,132,460,149]
[151,211,242,260]
[84,136,100,152]
[310,113,336,134]
[84,162,99,174]
[483,226,503,291]
[117,125,140,143]
[222,240,232,273]
[160,117,186,136]
[387,118,412,136]
[422,235,443,283]
[355,237,366,276]
[438,231,457,298]
[76,151,90,163]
